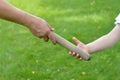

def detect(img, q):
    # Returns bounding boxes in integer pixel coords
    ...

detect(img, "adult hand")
[0,0,56,44]
[70,37,89,60]
[26,15,56,44]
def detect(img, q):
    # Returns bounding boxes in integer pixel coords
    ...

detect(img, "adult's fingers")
[48,25,55,31]
[48,32,56,45]
[43,36,49,42]
[49,27,54,31]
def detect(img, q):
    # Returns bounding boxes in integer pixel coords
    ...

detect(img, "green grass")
[0,0,120,80]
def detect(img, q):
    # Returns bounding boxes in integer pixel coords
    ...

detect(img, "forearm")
[86,24,120,54]
[0,0,33,27]
[0,0,56,44]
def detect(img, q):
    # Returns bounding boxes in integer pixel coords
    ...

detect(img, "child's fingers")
[77,40,86,50]
[69,51,73,55]
[69,51,83,60]
[78,41,84,46]
[72,37,80,44]
[76,54,80,58]
[73,37,85,45]
[74,53,83,60]
[78,43,85,49]
[69,51,76,56]
[80,57,83,60]
[72,52,76,56]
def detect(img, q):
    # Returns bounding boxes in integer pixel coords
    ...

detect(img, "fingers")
[70,51,76,56]
[72,37,80,44]
[70,37,85,60]
[69,51,83,60]
[73,37,84,46]
[37,31,56,44]
[45,25,56,44]
[51,28,55,31]
[48,25,55,31]
[43,36,49,42]
[48,32,56,45]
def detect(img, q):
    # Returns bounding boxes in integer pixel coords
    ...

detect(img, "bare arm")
[87,24,120,53]
[0,0,28,26]
[0,0,56,44]
[70,24,120,60]
[70,13,120,60]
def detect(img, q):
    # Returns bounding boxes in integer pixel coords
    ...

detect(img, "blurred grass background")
[0,0,120,80]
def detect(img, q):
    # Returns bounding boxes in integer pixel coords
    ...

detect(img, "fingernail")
[80,57,83,60]
[77,54,79,57]
[73,37,75,39]
[69,52,71,54]
[51,28,55,31]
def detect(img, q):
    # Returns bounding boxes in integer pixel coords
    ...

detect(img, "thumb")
[72,37,80,44]
[48,25,55,31]
[48,32,56,45]
[72,37,85,48]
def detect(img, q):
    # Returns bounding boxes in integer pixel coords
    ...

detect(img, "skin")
[0,0,56,44]
[70,24,120,60]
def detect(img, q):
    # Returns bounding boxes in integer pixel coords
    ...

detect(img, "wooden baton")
[53,32,90,61]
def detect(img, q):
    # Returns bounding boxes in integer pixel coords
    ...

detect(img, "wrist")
[22,13,43,28]
[86,44,93,54]
[21,13,33,27]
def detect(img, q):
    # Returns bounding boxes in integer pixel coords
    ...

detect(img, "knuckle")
[45,29,50,35]
[36,34,42,37]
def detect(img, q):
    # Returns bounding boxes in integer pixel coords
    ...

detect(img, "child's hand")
[70,37,89,60]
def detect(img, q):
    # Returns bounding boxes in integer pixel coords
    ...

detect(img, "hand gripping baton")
[53,32,90,61]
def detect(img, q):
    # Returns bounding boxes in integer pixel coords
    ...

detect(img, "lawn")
[0,0,120,80]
